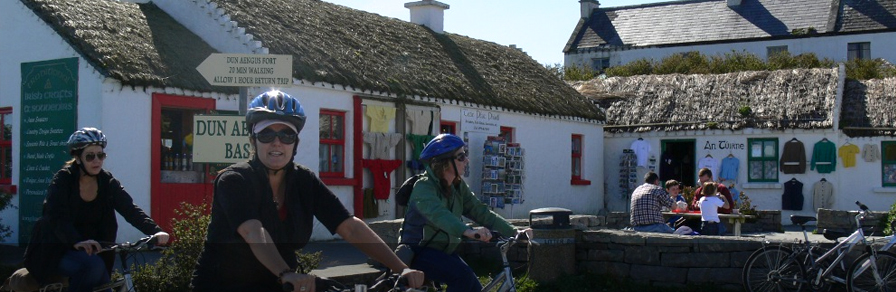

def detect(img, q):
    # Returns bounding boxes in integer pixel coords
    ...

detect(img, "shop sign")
[192,114,252,163]
[196,53,293,87]
[461,109,500,134]
[19,57,78,244]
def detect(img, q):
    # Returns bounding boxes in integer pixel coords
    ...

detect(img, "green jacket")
[409,166,516,254]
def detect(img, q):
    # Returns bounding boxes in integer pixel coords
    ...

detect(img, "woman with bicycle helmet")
[399,134,518,292]
[192,90,422,292]
[23,127,169,292]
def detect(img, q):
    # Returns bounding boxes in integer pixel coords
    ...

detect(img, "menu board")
[19,58,78,244]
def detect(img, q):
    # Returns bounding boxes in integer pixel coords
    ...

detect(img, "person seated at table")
[689,168,735,213]
[629,172,675,233]
[697,182,729,236]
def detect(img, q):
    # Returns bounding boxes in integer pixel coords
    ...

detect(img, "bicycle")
[742,201,896,292]
[408,230,527,292]
[282,273,424,292]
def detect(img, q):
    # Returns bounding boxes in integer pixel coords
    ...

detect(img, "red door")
[151,94,216,231]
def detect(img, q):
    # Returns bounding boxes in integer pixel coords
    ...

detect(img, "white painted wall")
[604,128,896,226]
[566,32,896,69]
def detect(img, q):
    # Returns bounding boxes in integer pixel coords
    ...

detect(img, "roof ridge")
[156,0,269,54]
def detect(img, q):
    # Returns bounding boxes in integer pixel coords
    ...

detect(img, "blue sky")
[323,0,659,66]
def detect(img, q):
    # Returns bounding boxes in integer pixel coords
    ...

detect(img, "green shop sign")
[19,58,78,245]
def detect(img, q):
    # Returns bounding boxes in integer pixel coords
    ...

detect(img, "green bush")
[654,51,711,75]
[0,188,15,241]
[883,200,896,236]
[563,65,597,81]
[709,50,767,73]
[132,202,210,292]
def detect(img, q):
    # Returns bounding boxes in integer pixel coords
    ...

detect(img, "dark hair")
[644,172,659,184]
[702,182,718,196]
[429,159,453,195]
[664,180,680,189]
[698,168,713,178]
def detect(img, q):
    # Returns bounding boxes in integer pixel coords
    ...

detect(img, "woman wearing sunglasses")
[191,90,422,292]
[24,127,170,292]
[399,134,518,292]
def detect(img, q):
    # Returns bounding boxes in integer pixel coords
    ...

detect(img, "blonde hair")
[702,182,718,197]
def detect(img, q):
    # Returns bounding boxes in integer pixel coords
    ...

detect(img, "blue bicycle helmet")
[246,90,306,134]
[419,134,465,162]
[67,127,107,155]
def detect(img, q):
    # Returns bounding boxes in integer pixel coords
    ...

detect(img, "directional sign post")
[196,53,293,87]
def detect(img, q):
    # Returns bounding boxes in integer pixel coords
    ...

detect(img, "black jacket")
[25,164,162,284]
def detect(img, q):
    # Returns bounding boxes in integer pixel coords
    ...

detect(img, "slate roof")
[565,0,896,53]
[571,68,839,133]
[206,0,602,121]
[20,0,235,94]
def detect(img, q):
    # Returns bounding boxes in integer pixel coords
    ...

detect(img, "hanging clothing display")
[812,179,834,210]
[782,178,804,211]
[697,155,719,179]
[365,105,396,133]
[811,139,837,173]
[719,156,739,181]
[363,132,403,159]
[780,138,807,174]
[838,143,860,168]
[406,109,438,135]
[862,144,881,162]
[362,159,402,199]
[630,139,650,167]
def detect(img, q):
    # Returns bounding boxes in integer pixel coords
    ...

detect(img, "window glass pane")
[332,145,343,173]
[751,141,763,157]
[320,115,331,139]
[2,147,10,179]
[319,146,330,172]
[885,164,896,185]
[1,113,10,141]
[572,158,581,176]
[750,161,763,179]
[884,144,896,160]
[333,115,344,140]
[764,161,778,180]
[764,141,776,158]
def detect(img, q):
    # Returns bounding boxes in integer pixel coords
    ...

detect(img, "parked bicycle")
[742,201,896,292]
[282,273,424,292]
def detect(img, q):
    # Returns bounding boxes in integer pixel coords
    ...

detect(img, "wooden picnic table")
[662,211,756,236]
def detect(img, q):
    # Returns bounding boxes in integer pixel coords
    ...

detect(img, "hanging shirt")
[406,109,434,135]
[630,139,651,167]
[363,132,403,159]
[862,144,881,162]
[838,144,860,168]
[810,140,837,173]
[780,139,807,174]
[812,180,834,210]
[719,156,739,181]
[366,105,396,133]
[697,156,719,179]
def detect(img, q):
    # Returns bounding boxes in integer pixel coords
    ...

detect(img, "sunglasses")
[454,151,468,162]
[256,129,298,144]
[84,152,107,162]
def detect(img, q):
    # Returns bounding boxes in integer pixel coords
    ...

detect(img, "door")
[660,139,696,187]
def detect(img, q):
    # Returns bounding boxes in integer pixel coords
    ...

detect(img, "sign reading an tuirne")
[192,114,253,163]
[196,53,293,87]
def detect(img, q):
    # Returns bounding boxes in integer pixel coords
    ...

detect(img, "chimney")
[727,0,742,7]
[404,0,450,34]
[580,0,600,18]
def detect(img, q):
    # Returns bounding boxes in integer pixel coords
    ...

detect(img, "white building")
[0,0,604,245]
[564,0,896,71]
[573,67,896,224]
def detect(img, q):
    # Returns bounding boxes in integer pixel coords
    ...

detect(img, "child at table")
[698,182,729,235]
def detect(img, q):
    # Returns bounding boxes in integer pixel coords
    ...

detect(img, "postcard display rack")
[480,136,525,208]
[619,149,638,201]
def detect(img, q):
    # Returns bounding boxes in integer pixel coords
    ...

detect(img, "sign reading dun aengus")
[196,53,293,87]
[192,115,253,163]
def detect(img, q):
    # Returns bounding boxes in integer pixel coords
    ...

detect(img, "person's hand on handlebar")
[400,268,425,289]
[281,271,315,292]
[152,231,170,245]
[518,228,533,241]
[463,227,492,242]
[74,239,102,256]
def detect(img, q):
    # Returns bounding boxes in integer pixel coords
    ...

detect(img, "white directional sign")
[197,53,293,87]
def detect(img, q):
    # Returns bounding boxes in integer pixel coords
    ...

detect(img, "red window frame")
[440,121,457,135]
[500,126,514,143]
[571,134,591,185]
[0,107,12,185]
[320,110,346,178]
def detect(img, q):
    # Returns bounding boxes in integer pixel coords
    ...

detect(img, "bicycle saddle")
[790,215,817,226]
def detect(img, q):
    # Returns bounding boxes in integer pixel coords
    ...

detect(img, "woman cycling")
[191,90,423,292]
[27,127,170,292]
[401,134,518,292]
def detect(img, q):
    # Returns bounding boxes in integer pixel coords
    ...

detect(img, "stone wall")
[817,208,889,233]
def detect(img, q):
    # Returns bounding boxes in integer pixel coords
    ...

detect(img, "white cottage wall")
[605,129,896,227]
[0,0,111,244]
[565,32,896,70]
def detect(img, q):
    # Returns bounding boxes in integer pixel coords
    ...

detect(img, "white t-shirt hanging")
[630,139,651,167]
[697,155,719,178]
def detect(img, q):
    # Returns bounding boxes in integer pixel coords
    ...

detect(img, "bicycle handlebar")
[855,201,869,211]
[472,230,529,242]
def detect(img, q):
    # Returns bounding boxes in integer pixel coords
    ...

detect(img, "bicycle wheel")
[743,245,806,292]
[846,250,896,292]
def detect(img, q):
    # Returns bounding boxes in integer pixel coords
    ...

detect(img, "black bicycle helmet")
[419,134,465,163]
[67,127,107,155]
[246,90,306,134]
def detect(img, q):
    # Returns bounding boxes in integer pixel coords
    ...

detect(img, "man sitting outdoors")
[630,172,675,233]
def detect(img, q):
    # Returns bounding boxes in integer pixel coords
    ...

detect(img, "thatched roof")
[572,68,839,133]
[20,0,236,94]
[841,78,896,137]
[565,0,896,53]
[209,0,603,121]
